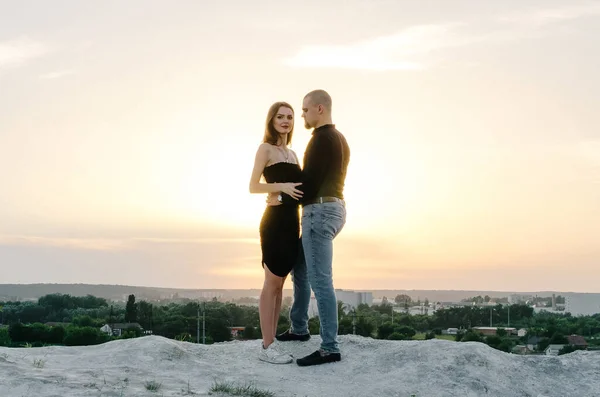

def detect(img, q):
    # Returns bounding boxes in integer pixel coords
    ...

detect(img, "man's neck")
[314,118,333,129]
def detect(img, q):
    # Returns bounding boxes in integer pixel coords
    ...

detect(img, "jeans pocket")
[321,203,344,221]
[318,207,345,239]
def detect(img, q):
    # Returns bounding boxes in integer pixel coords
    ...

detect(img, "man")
[270,89,350,366]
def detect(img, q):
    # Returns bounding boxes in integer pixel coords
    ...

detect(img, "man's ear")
[318,104,324,114]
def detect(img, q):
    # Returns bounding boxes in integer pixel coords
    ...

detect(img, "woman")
[249,101,303,364]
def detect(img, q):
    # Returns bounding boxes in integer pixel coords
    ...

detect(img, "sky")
[0,0,598,292]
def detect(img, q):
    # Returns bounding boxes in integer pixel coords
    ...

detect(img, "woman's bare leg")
[259,266,285,348]
[272,276,286,337]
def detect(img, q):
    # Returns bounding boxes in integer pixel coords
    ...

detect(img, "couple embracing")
[249,89,350,366]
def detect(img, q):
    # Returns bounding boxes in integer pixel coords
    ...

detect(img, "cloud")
[0,235,125,251]
[0,235,259,251]
[131,237,258,245]
[283,24,460,71]
[284,4,600,71]
[0,38,49,69]
[39,69,76,80]
[498,3,600,26]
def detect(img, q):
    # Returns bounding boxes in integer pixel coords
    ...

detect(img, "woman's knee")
[264,266,285,287]
[263,279,284,294]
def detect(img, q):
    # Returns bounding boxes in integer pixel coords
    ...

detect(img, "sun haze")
[0,1,598,292]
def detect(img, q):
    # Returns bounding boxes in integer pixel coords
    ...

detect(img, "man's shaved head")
[304,89,332,112]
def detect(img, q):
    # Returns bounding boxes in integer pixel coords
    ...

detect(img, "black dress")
[259,162,302,277]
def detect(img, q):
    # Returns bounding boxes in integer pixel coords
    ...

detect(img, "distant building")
[396,305,432,316]
[229,327,245,338]
[526,336,543,351]
[472,327,517,336]
[533,307,563,314]
[545,344,566,356]
[513,345,534,355]
[335,290,373,310]
[567,335,588,350]
[198,291,224,300]
[100,323,143,337]
[433,302,470,310]
[306,290,373,318]
[517,328,528,337]
[508,294,533,304]
[564,293,600,316]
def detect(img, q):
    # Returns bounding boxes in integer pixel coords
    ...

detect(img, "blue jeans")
[289,201,346,353]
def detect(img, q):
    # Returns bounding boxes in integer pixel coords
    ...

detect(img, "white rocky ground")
[0,335,599,397]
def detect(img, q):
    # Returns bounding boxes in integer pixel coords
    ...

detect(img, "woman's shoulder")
[257,142,274,153]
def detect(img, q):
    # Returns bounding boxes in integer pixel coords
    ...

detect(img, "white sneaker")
[258,342,293,364]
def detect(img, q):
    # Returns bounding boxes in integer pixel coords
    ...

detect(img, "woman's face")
[272,106,294,135]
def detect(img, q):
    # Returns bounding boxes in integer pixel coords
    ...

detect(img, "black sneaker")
[276,329,310,342]
[296,349,341,366]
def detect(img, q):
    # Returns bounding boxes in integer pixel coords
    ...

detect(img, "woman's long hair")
[263,102,294,146]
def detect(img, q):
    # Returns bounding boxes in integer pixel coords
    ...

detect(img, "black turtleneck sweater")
[287,124,350,206]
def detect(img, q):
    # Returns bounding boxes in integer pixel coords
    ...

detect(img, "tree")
[337,301,346,322]
[558,345,584,355]
[48,326,65,344]
[486,335,502,348]
[137,301,154,330]
[394,294,412,305]
[64,326,109,346]
[276,320,289,335]
[377,322,395,340]
[537,337,551,352]
[309,317,320,335]
[497,338,514,352]
[387,332,405,340]
[243,326,259,339]
[373,301,393,315]
[462,331,483,342]
[125,294,137,323]
[496,328,507,337]
[394,325,416,339]
[8,323,27,343]
[73,315,95,327]
[207,318,231,343]
[0,328,11,346]
[338,317,354,335]
[124,325,142,338]
[355,316,375,337]
[549,332,568,345]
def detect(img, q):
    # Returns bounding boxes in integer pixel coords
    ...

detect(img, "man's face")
[301,96,318,129]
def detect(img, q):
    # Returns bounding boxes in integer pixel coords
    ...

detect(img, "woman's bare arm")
[248,143,302,198]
